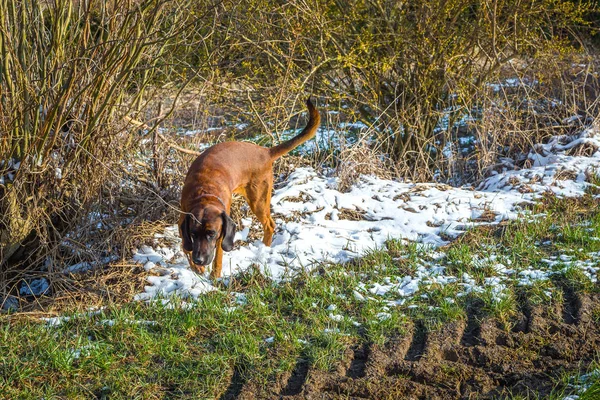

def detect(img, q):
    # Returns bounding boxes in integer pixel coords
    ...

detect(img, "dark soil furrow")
[346,343,370,378]
[424,320,465,363]
[461,300,484,347]
[513,289,532,333]
[364,322,414,378]
[554,280,581,325]
[220,365,246,400]
[280,357,309,396]
[563,288,581,325]
[404,320,427,361]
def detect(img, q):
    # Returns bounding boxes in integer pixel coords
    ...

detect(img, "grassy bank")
[2,196,600,399]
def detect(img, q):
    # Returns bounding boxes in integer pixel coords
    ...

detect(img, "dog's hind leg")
[245,178,275,246]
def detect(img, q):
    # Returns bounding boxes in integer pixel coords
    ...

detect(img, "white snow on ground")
[133,127,600,302]
[562,369,600,399]
[97,319,157,327]
[488,77,536,92]
[19,278,50,296]
[542,253,599,284]
[480,127,600,197]
[62,256,118,274]
[42,307,106,327]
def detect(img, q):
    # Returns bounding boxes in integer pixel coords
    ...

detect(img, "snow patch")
[133,128,600,302]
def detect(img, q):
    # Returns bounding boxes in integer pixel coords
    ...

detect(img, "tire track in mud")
[460,299,484,347]
[513,288,532,333]
[404,320,427,361]
[346,343,370,379]
[234,294,600,399]
[280,357,310,396]
[553,278,582,325]
[220,365,245,400]
[363,321,414,378]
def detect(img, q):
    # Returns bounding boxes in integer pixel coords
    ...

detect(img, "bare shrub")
[145,0,598,187]
[335,133,394,192]
[0,0,197,304]
[197,0,595,182]
[467,54,600,181]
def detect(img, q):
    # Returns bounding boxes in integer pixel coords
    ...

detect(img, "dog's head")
[179,205,236,272]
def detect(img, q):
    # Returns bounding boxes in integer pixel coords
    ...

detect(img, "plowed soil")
[223,292,600,399]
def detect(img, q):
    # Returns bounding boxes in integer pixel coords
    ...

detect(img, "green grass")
[1,196,600,398]
[0,265,407,398]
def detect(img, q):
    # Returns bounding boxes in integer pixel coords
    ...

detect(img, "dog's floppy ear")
[180,214,193,252]
[221,212,236,251]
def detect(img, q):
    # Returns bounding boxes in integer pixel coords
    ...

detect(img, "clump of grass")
[445,243,474,276]
[480,287,518,329]
[408,285,466,331]
[527,280,557,306]
[592,307,600,324]
[335,135,393,192]
[556,267,596,294]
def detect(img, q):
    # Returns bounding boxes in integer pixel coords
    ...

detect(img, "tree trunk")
[0,188,34,266]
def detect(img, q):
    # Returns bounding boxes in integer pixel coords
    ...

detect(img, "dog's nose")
[193,255,207,265]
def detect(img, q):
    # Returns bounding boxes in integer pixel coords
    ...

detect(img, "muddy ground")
[222,292,600,399]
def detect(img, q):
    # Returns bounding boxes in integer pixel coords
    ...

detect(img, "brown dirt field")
[221,292,600,400]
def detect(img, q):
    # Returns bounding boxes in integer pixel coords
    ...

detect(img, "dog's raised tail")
[269,98,320,160]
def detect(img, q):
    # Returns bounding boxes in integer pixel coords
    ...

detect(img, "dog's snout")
[193,255,208,265]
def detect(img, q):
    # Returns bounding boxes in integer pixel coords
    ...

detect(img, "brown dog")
[179,99,320,278]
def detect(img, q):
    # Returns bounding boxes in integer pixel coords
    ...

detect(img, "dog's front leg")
[211,238,224,279]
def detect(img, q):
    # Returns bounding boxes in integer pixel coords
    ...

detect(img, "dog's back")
[184,98,320,197]
[183,142,271,194]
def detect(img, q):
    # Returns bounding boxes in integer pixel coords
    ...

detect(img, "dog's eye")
[206,230,216,238]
